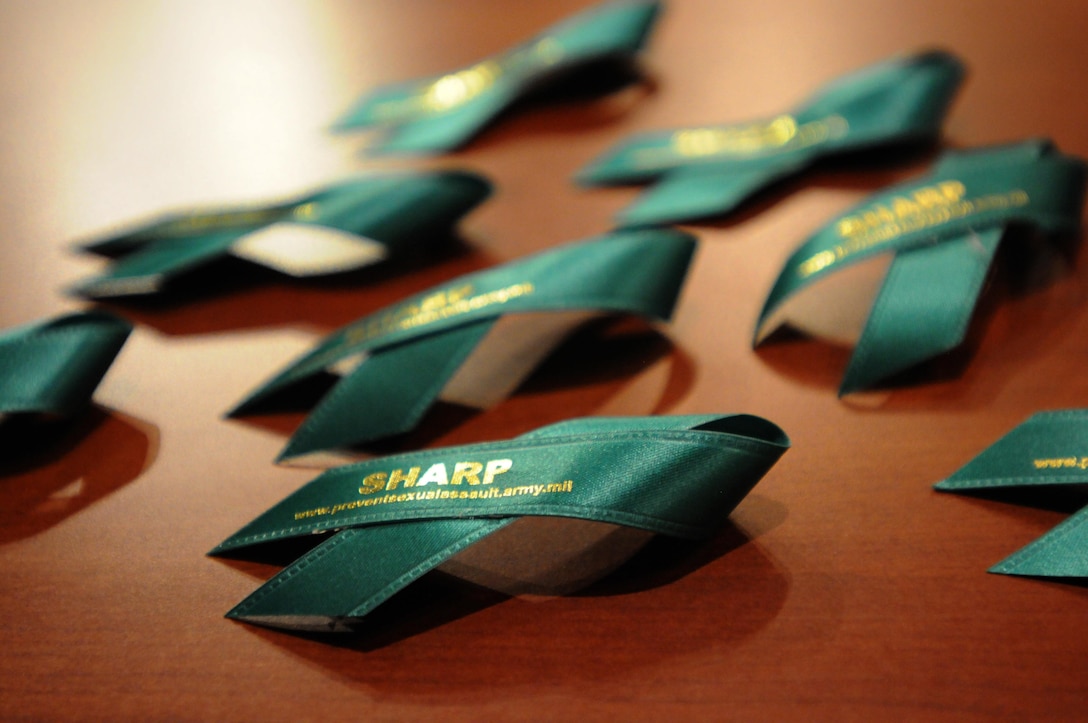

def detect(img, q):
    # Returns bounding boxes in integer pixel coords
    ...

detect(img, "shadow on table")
[938,487,1088,591]
[0,407,157,544]
[938,485,1088,516]
[86,233,495,338]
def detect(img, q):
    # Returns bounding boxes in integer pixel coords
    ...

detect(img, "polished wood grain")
[2,1,1087,719]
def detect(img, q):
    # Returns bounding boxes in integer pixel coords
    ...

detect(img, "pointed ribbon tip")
[937,410,1088,581]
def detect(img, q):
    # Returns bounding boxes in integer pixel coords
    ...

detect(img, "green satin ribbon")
[72,170,491,298]
[229,228,696,462]
[755,140,1086,395]
[210,413,789,631]
[936,410,1088,579]
[331,0,661,154]
[575,50,965,226]
[0,311,132,417]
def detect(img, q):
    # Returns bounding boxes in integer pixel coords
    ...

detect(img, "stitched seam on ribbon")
[228,503,710,548]
[230,528,357,616]
[230,523,501,617]
[939,409,1088,488]
[298,428,782,471]
[940,476,1088,488]
[349,523,502,618]
[990,504,1088,573]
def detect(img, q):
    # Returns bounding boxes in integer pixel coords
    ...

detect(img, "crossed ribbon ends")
[72,170,491,298]
[754,140,1087,395]
[576,49,966,226]
[228,228,697,463]
[210,413,789,632]
[332,0,662,154]
[936,410,1088,579]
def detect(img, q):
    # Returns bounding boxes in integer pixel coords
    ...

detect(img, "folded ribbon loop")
[72,170,491,298]
[576,50,965,226]
[228,228,696,462]
[0,311,132,418]
[331,0,661,153]
[754,140,1087,394]
[936,410,1088,579]
[210,413,789,631]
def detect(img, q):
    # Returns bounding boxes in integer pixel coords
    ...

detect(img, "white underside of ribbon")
[757,253,892,346]
[439,516,654,598]
[440,310,603,409]
[231,222,387,276]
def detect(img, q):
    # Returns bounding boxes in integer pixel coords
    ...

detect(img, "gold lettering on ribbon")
[421,60,503,111]
[357,459,511,496]
[797,184,1031,278]
[1032,456,1088,470]
[373,37,565,118]
[291,461,581,520]
[291,202,317,221]
[670,114,848,159]
[155,208,286,236]
[344,281,535,345]
[292,281,537,392]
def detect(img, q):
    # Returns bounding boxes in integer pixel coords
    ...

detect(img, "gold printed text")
[358,458,513,495]
[291,471,576,521]
[374,37,564,119]
[670,114,848,159]
[345,282,535,344]
[797,186,1030,278]
[1032,456,1088,470]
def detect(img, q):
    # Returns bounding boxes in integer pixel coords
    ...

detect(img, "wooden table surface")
[2,1,1087,720]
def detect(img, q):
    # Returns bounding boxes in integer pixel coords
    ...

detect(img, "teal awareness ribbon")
[755,140,1086,395]
[228,228,696,462]
[0,311,132,417]
[331,0,661,154]
[210,413,789,631]
[575,50,965,227]
[936,410,1088,579]
[72,170,491,298]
